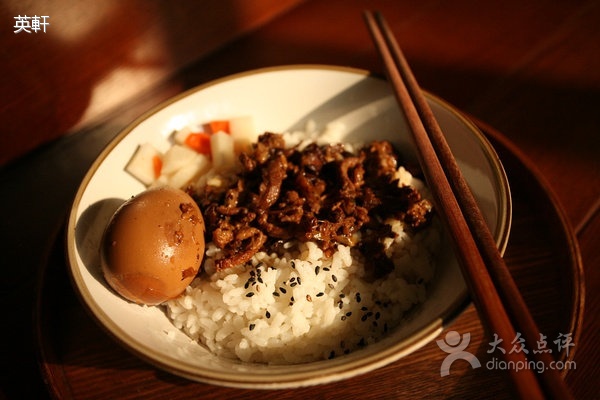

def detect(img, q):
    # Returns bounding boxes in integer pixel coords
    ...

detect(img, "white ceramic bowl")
[67,65,511,388]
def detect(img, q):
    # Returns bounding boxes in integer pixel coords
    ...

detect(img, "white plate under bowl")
[66,65,511,389]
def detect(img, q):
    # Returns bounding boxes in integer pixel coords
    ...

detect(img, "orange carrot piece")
[185,132,212,154]
[206,120,230,134]
[152,155,162,179]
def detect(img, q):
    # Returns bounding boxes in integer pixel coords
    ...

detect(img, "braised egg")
[101,186,205,305]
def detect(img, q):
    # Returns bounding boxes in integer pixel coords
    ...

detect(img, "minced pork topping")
[192,132,434,273]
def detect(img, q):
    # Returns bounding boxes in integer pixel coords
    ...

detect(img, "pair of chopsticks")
[364,11,572,400]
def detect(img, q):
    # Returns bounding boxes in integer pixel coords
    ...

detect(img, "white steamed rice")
[165,163,441,364]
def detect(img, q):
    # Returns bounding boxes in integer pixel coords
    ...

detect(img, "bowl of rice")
[67,65,511,388]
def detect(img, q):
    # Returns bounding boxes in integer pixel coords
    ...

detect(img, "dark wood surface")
[1,0,598,398]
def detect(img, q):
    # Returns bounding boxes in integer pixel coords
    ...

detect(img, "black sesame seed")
[246,292,255,297]
[323,267,330,271]
[361,306,368,311]
[361,314,368,322]
[244,281,250,289]
[266,311,271,318]
[250,270,255,276]
[290,296,295,302]
[291,261,296,269]
[290,282,297,287]
[375,312,381,320]
[345,311,352,317]
[338,301,344,309]
[316,292,324,297]
[339,293,346,298]
[289,277,296,282]
[273,291,280,297]
[249,324,256,331]
[280,287,287,294]
[257,277,264,284]
[297,277,302,285]
[315,266,320,275]
[356,293,362,303]
[331,275,338,282]
[328,351,335,359]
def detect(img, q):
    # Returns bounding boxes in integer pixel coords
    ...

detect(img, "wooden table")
[1,1,598,398]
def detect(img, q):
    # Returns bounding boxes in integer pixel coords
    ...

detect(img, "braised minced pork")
[194,133,433,273]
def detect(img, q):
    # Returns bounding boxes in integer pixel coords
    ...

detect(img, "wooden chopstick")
[364,10,572,400]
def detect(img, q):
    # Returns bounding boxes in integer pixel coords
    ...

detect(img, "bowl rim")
[65,64,511,388]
